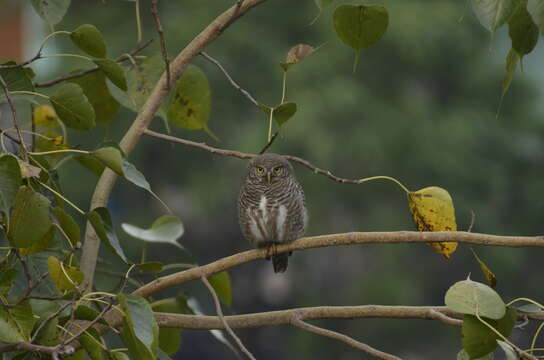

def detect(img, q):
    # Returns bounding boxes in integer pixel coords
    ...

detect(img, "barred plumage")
[238,154,307,273]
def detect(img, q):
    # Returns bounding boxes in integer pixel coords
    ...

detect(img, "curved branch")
[132,231,543,299]
[80,0,268,291]
[153,305,541,330]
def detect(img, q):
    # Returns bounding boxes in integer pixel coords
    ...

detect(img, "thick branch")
[152,305,541,330]
[132,231,543,299]
[80,0,268,291]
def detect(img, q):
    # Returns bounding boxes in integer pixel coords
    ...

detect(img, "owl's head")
[247,153,293,184]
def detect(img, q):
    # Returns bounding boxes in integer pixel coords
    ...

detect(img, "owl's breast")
[246,194,288,244]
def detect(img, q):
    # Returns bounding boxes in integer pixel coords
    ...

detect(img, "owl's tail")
[272,253,289,273]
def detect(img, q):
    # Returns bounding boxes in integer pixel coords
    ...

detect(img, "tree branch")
[143,129,383,185]
[34,39,153,88]
[0,75,28,160]
[151,0,171,90]
[130,231,543,300]
[290,315,401,360]
[202,276,256,360]
[80,0,268,291]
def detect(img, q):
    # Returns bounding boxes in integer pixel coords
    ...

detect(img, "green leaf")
[0,306,26,343]
[70,24,107,58]
[76,154,105,176]
[471,0,518,32]
[119,294,159,360]
[528,0,544,34]
[496,340,518,360]
[50,83,96,130]
[20,226,56,255]
[508,4,540,56]
[65,350,85,360]
[91,147,123,175]
[12,301,36,342]
[152,297,190,355]
[0,62,35,94]
[0,269,18,295]
[73,304,108,325]
[53,206,81,246]
[135,262,164,274]
[280,44,316,71]
[34,316,59,346]
[47,256,84,291]
[500,48,519,101]
[333,5,389,50]
[167,64,213,134]
[514,303,543,313]
[108,54,169,120]
[0,155,22,216]
[462,307,517,358]
[260,102,298,127]
[470,249,497,288]
[8,186,52,248]
[121,215,184,249]
[445,278,506,319]
[69,69,120,125]
[30,0,71,26]
[86,207,129,263]
[208,271,232,306]
[80,327,107,360]
[93,59,127,91]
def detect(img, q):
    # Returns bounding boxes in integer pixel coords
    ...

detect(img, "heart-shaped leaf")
[408,186,458,258]
[508,4,540,56]
[260,102,298,127]
[167,64,214,137]
[119,294,159,360]
[151,297,191,355]
[33,104,59,127]
[70,69,120,125]
[0,155,22,216]
[87,207,128,263]
[47,256,84,291]
[53,206,81,246]
[70,24,107,58]
[122,215,184,249]
[93,59,127,91]
[31,0,70,27]
[333,5,389,50]
[20,226,55,255]
[445,279,506,319]
[8,186,52,248]
[462,307,517,358]
[280,44,316,71]
[50,83,96,130]
[471,0,518,32]
[0,62,35,94]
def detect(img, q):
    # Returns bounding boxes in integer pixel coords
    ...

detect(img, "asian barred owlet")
[238,153,307,273]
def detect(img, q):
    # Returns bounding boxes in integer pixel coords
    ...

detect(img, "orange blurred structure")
[0,3,24,62]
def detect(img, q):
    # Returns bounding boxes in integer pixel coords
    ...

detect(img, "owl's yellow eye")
[256,167,265,174]
[273,166,282,174]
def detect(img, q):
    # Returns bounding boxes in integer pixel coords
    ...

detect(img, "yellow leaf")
[408,186,458,258]
[33,105,59,128]
[35,131,68,156]
[470,248,497,288]
[47,256,84,291]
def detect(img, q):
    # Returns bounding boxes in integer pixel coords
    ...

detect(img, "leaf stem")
[267,107,274,143]
[135,0,143,43]
[37,181,85,215]
[358,175,411,194]
[38,31,72,54]
[10,91,50,101]
[29,149,89,156]
[42,53,94,62]
[506,297,544,309]
[281,70,287,104]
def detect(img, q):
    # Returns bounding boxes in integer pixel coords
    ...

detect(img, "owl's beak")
[266,172,271,184]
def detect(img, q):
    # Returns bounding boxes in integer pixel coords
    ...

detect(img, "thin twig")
[143,129,384,184]
[0,75,28,160]
[290,314,401,360]
[61,302,113,346]
[259,131,278,154]
[201,276,256,360]
[34,39,153,88]
[151,0,171,90]
[467,210,476,232]
[14,272,49,305]
[31,301,74,343]
[200,52,259,106]
[427,309,463,326]
[13,250,32,287]
[0,52,42,70]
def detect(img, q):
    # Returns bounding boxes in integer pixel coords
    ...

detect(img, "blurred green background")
[4,0,544,358]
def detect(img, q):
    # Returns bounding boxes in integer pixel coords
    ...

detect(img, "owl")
[238,153,307,273]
